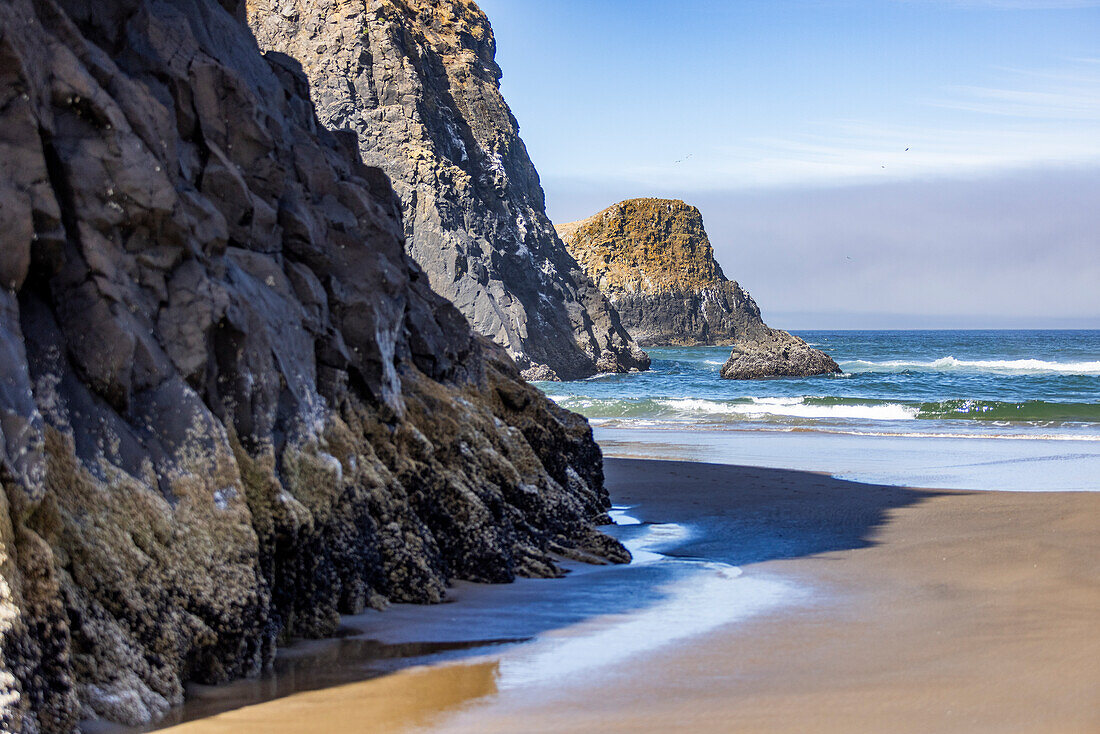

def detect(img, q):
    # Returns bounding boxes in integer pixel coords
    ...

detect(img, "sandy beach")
[145,458,1100,734]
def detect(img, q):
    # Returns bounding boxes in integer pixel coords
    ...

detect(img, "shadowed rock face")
[0,0,626,731]
[247,0,649,381]
[557,199,841,379]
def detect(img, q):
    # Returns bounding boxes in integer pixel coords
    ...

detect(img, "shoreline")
[594,425,1100,492]
[115,457,1099,734]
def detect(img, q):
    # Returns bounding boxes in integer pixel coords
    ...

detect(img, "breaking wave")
[656,397,917,421]
[842,356,1100,375]
[552,394,1100,424]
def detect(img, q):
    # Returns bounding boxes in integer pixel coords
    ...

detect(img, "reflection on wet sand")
[138,465,815,733]
[123,457,1075,734]
[87,637,521,734]
[156,661,500,734]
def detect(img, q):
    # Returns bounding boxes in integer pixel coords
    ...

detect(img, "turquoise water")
[538,330,1100,490]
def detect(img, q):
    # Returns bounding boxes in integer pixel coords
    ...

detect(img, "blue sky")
[477,0,1100,328]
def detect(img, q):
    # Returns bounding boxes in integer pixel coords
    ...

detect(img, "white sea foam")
[594,421,1100,442]
[558,394,917,422]
[813,428,1100,442]
[842,356,1100,375]
[609,506,642,526]
[620,521,693,564]
[589,418,670,428]
[657,397,917,421]
[583,372,619,381]
[492,520,798,689]
[550,396,603,410]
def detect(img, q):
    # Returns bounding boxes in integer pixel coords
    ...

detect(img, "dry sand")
[152,458,1100,734]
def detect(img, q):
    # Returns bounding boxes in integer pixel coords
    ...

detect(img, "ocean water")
[538,330,1100,491]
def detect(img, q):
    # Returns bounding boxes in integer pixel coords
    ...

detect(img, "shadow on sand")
[604,458,949,566]
[101,458,946,733]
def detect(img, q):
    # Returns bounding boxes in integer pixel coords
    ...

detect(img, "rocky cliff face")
[0,1,626,731]
[246,0,648,381]
[557,199,840,378]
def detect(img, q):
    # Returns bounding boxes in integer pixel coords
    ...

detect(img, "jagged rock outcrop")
[718,333,842,380]
[0,1,627,731]
[557,199,840,379]
[557,198,751,347]
[246,0,648,382]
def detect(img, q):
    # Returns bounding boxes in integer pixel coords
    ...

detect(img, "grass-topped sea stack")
[556,198,840,378]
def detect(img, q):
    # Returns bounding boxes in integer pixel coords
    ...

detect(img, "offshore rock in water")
[556,199,840,378]
[720,333,842,380]
[0,0,625,731]
[247,0,649,381]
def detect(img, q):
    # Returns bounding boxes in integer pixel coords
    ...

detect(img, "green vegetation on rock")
[558,199,841,377]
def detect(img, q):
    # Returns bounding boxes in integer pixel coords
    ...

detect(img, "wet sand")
[150,458,1100,734]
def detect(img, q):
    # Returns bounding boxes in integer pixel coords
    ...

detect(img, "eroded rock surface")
[557,199,841,378]
[0,1,625,731]
[247,0,649,381]
[719,333,842,380]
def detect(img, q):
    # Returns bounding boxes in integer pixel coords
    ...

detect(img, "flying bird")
[674,154,693,164]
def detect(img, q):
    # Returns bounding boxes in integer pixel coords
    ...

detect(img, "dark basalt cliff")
[247,0,649,382]
[0,1,626,731]
[557,199,840,379]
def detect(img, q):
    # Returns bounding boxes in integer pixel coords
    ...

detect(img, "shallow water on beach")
[539,330,1100,491]
[110,332,1098,732]
[490,509,798,690]
[128,504,801,733]
[136,461,1100,734]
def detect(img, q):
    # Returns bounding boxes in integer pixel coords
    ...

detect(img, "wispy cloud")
[587,60,1100,190]
[602,123,1100,190]
[930,63,1100,119]
[897,1,1100,8]
[932,86,1100,118]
